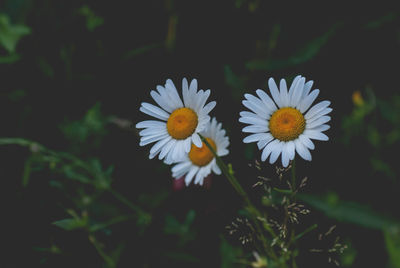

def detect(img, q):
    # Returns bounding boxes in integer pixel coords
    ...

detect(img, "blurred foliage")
[246,23,341,71]
[78,5,104,32]
[299,193,399,230]
[59,102,108,151]
[0,13,30,53]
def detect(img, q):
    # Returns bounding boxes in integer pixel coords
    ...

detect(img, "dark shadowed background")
[1,1,400,267]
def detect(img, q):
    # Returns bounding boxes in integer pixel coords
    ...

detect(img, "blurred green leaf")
[370,157,396,180]
[365,12,397,30]
[340,239,357,267]
[367,126,381,148]
[22,155,33,187]
[78,5,104,32]
[0,53,20,63]
[36,57,54,77]
[61,164,92,184]
[52,218,87,231]
[0,14,30,53]
[224,65,247,101]
[298,193,399,230]
[89,215,134,232]
[123,43,163,60]
[246,23,341,71]
[165,210,197,246]
[220,236,245,268]
[59,102,107,148]
[7,89,26,101]
[384,226,400,268]
[138,190,169,210]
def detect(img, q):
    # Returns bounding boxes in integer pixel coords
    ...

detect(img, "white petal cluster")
[239,75,332,167]
[136,78,216,163]
[171,118,230,186]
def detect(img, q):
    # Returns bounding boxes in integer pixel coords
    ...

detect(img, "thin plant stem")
[88,234,116,268]
[0,137,149,220]
[289,159,298,268]
[199,135,284,267]
[108,188,146,215]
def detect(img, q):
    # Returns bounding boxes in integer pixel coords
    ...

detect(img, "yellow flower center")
[189,138,216,166]
[167,108,198,139]
[269,107,305,141]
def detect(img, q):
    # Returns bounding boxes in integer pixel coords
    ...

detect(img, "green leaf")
[370,157,395,180]
[384,226,400,268]
[123,43,163,60]
[78,5,104,32]
[0,53,20,63]
[36,57,55,77]
[220,236,245,268]
[298,193,399,230]
[246,23,341,71]
[0,14,31,53]
[365,12,397,30]
[52,218,86,231]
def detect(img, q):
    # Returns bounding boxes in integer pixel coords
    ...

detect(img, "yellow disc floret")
[167,107,198,139]
[269,107,305,141]
[189,138,216,166]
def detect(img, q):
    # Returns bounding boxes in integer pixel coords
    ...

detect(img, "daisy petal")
[307,116,331,129]
[136,120,165,129]
[299,89,320,113]
[257,134,274,150]
[201,101,216,115]
[288,75,302,97]
[280,79,289,107]
[268,78,283,107]
[308,124,330,132]
[302,80,314,98]
[239,116,268,126]
[182,78,190,107]
[281,142,290,167]
[140,102,170,120]
[305,101,331,120]
[291,77,305,108]
[304,130,329,141]
[294,139,312,161]
[212,162,221,175]
[299,134,315,150]
[269,142,282,164]
[150,90,173,113]
[243,133,271,143]
[261,139,278,162]
[192,133,202,147]
[185,166,199,186]
[256,89,277,112]
[242,125,269,133]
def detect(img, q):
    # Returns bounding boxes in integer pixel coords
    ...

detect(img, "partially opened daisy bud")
[171,118,229,186]
[239,75,332,167]
[136,78,216,163]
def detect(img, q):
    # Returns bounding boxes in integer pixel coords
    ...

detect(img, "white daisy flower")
[136,78,216,164]
[171,118,229,186]
[239,75,332,167]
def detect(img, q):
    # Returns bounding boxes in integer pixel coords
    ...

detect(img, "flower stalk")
[199,134,285,267]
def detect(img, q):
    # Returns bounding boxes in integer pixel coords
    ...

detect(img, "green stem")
[0,137,149,220]
[294,224,317,241]
[108,188,145,215]
[88,234,116,268]
[289,159,297,268]
[199,135,283,266]
[291,159,296,194]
